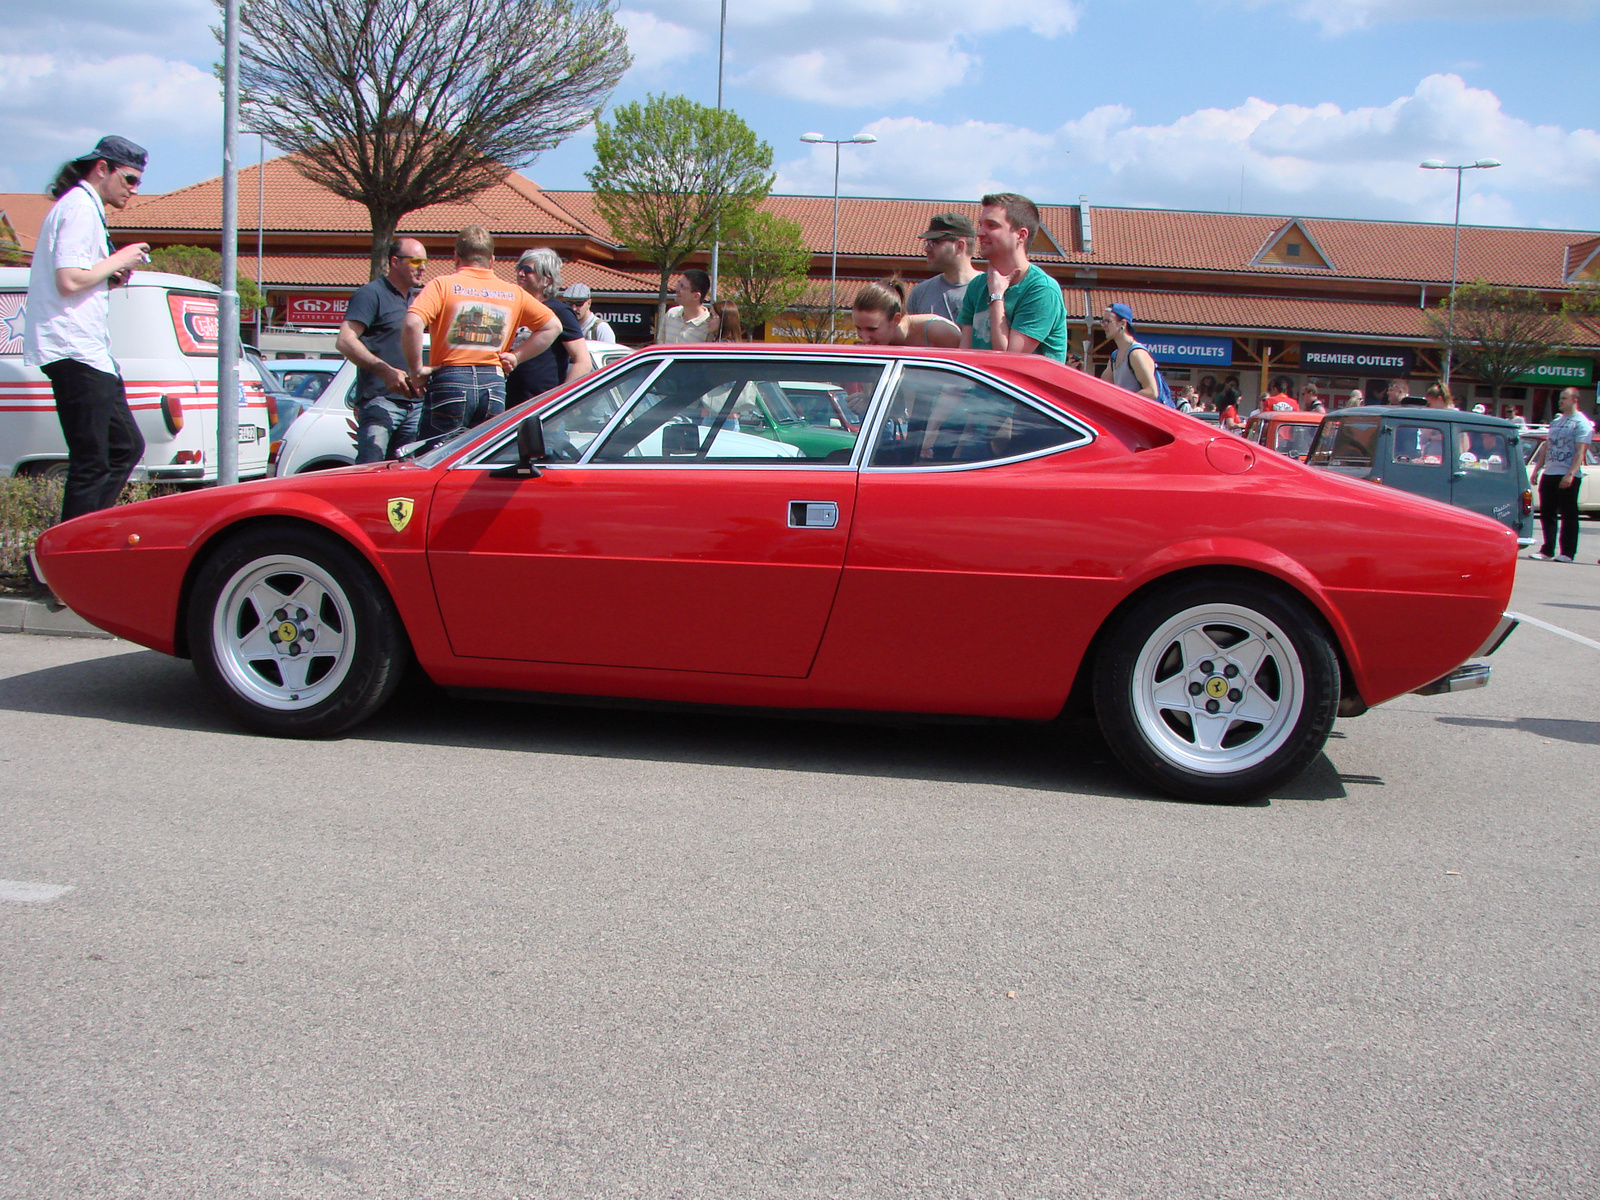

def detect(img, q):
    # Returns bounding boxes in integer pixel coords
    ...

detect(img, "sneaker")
[1530,551,1556,560]
[1558,554,1575,562]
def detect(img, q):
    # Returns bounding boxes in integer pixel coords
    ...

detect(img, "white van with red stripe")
[0,268,271,484]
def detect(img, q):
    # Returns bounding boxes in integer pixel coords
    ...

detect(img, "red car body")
[34,345,1518,799]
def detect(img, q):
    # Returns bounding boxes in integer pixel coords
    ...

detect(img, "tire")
[1093,579,1340,802]
[23,461,69,483]
[188,524,409,737]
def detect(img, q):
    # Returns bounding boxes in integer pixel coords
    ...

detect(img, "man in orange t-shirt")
[403,224,561,439]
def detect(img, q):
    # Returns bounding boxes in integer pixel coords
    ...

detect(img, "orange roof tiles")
[0,194,57,253]
[238,253,660,295]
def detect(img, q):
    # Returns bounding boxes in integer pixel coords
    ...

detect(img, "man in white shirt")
[24,135,152,520]
[1528,387,1595,562]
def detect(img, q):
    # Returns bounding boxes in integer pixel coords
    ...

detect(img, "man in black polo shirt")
[336,238,428,461]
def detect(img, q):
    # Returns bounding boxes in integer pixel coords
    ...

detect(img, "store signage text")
[1511,356,1594,386]
[1299,342,1415,376]
[592,303,657,341]
[1138,335,1232,366]
[284,295,348,326]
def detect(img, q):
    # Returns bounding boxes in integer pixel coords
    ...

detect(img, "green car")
[721,379,859,459]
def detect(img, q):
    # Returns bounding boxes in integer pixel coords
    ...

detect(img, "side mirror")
[491,417,546,478]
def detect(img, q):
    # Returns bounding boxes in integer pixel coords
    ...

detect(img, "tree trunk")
[367,208,403,282]
[655,269,672,341]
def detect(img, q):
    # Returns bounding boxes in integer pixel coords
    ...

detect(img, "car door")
[1449,422,1522,532]
[821,362,1111,716]
[425,354,888,677]
[1383,419,1450,504]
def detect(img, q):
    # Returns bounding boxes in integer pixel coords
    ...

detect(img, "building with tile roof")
[5,152,1594,418]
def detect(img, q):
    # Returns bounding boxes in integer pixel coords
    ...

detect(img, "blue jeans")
[421,365,504,440]
[354,395,422,462]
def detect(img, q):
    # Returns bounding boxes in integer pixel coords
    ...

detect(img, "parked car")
[1305,405,1533,544]
[1243,410,1323,460]
[274,341,627,475]
[0,268,272,483]
[267,357,342,400]
[1517,426,1600,517]
[35,345,1519,803]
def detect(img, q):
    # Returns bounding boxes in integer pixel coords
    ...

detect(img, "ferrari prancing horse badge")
[387,497,415,532]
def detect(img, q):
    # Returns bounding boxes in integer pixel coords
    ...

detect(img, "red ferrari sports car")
[33,345,1518,801]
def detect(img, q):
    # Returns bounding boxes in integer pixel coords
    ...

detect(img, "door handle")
[788,501,838,529]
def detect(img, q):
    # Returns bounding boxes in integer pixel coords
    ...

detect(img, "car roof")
[0,266,220,293]
[1255,410,1324,423]
[1324,405,1522,430]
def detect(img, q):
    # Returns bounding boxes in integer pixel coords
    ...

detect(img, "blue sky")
[4,0,1598,229]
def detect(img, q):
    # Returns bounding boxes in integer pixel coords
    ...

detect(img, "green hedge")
[0,476,168,577]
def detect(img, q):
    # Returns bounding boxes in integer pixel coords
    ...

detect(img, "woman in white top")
[851,278,961,348]
[659,269,712,343]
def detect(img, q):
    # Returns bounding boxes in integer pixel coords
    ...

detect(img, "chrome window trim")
[857,358,1098,473]
[566,351,896,471]
[452,355,669,471]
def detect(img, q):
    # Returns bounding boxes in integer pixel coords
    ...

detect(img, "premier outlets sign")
[1139,335,1232,366]
[1300,342,1415,376]
[592,302,658,341]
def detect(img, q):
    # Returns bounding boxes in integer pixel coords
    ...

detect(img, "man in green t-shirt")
[957,192,1067,362]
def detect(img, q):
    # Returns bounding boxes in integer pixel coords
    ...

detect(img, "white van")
[0,267,272,484]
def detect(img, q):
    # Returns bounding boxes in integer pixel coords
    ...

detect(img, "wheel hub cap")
[212,556,356,710]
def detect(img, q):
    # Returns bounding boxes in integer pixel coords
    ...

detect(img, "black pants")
[1538,472,1582,559]
[41,358,145,522]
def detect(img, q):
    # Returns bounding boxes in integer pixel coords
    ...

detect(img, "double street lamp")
[800,131,877,339]
[1420,157,1501,391]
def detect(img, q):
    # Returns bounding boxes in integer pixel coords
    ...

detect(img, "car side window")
[590,359,881,464]
[1309,417,1378,468]
[1392,424,1444,465]
[1458,429,1509,472]
[869,366,1089,468]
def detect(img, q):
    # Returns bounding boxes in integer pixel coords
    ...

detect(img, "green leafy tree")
[0,212,26,267]
[721,210,813,339]
[1562,282,1600,343]
[228,0,629,280]
[1425,282,1566,401]
[143,245,268,313]
[586,94,773,326]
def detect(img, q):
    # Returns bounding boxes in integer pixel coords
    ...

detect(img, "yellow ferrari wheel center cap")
[278,621,298,644]
[1205,676,1229,699]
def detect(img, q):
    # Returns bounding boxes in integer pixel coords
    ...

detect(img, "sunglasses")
[117,171,142,187]
[403,257,427,269]
[515,264,537,275]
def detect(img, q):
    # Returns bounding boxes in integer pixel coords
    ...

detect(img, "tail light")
[269,440,282,465]
[175,449,204,465]
[1522,489,1533,517]
[265,394,278,426]
[161,394,185,435]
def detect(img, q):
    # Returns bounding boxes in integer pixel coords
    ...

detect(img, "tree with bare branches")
[226,0,629,279]
[1425,282,1567,402]
[586,94,772,326]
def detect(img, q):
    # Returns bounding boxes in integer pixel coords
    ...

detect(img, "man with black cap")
[24,135,152,520]
[907,213,978,323]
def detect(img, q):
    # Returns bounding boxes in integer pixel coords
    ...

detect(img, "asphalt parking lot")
[2,533,1597,1200]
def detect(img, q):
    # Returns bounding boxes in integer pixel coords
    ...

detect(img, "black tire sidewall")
[1094,580,1340,802]
[189,525,408,736]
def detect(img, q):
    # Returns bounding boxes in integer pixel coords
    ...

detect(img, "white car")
[273,341,632,475]
[0,268,272,483]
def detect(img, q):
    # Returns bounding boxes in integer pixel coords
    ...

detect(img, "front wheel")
[1093,580,1340,802]
[188,525,409,736]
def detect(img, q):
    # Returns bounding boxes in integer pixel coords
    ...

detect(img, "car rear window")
[1459,428,1511,472]
[1308,416,1379,469]
[1274,423,1317,457]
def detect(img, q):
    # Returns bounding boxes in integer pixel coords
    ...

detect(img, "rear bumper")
[1409,613,1517,697]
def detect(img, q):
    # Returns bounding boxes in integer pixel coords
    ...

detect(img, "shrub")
[0,477,167,579]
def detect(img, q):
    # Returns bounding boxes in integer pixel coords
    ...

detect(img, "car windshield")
[1308,417,1378,468]
[1275,424,1317,457]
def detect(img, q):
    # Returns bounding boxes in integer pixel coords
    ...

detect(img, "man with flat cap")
[24,135,153,520]
[907,212,978,324]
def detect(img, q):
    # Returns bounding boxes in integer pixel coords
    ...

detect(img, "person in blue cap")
[24,135,153,520]
[1098,302,1162,402]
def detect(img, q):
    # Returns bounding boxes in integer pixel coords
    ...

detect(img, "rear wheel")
[188,525,409,736]
[1093,579,1339,802]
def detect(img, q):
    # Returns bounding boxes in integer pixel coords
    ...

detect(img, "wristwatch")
[988,292,1005,305]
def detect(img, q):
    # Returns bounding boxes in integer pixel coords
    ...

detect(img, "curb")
[0,597,115,639]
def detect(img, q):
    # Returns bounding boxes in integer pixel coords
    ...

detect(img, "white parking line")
[1506,611,1600,653]
[0,880,74,903]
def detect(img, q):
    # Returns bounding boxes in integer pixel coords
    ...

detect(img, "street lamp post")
[1420,157,1501,392]
[799,131,876,340]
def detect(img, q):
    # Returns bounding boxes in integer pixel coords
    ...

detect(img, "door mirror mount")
[491,417,546,479]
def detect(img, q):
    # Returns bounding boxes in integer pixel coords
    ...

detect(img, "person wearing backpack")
[1099,302,1175,406]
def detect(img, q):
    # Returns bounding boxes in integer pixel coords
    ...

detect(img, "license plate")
[238,426,262,444]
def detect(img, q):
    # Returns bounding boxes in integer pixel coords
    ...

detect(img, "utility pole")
[216,0,240,485]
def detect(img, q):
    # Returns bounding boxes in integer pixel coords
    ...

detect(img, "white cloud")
[772,75,1600,228]
[6,0,217,61]
[615,10,703,75]
[1254,0,1599,35]
[619,0,1081,106]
